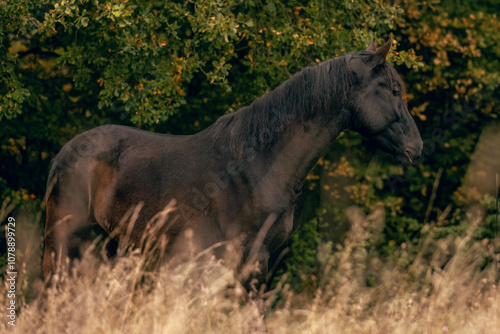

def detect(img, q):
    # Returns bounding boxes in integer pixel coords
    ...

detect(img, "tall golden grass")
[1,204,499,334]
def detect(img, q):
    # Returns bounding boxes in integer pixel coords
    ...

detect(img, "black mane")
[208,54,356,155]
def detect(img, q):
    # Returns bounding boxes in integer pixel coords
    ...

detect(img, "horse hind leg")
[42,195,94,279]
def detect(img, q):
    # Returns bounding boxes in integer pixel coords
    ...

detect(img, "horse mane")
[207,54,357,156]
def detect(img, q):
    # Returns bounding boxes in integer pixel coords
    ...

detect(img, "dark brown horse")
[43,38,422,285]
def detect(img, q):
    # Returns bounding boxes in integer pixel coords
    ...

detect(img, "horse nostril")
[407,147,422,163]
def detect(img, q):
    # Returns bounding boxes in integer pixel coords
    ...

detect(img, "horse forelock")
[354,50,408,104]
[386,63,407,103]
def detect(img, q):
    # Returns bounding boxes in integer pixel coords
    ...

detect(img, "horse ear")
[366,36,392,67]
[367,38,377,52]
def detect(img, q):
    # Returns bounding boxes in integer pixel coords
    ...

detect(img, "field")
[1,205,498,333]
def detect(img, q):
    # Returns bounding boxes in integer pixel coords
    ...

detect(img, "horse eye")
[393,89,400,96]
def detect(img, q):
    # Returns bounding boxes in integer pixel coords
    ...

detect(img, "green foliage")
[276,216,322,293]
[389,0,500,237]
[0,1,37,121]
[1,0,416,125]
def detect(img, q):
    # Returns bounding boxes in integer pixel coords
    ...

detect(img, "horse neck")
[251,107,346,196]
[238,59,352,198]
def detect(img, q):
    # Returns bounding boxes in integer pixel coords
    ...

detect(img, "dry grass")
[1,206,499,334]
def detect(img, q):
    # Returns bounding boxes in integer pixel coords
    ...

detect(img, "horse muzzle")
[396,140,423,166]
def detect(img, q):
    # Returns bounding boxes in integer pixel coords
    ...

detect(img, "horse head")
[348,37,423,166]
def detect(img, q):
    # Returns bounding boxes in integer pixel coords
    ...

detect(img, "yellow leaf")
[278,59,288,66]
